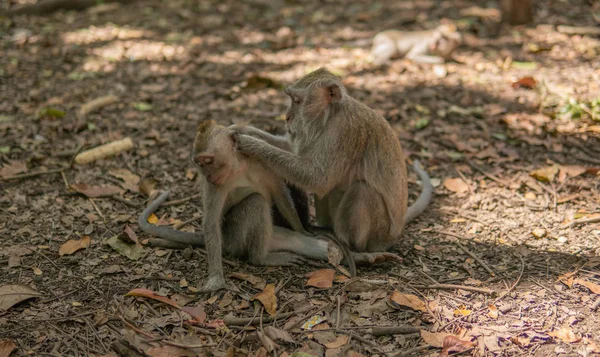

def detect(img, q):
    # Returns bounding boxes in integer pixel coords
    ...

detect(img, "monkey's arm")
[200,183,228,292]
[404,160,433,223]
[235,135,332,194]
[272,183,311,235]
[138,191,204,246]
[229,125,292,151]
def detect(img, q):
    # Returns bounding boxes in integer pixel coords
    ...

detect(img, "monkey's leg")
[333,181,403,265]
[370,42,397,65]
[224,193,306,267]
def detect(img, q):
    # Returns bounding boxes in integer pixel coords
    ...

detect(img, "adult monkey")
[232,68,432,263]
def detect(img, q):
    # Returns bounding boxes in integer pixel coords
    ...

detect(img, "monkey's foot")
[197,275,231,293]
[352,252,403,265]
[261,252,307,267]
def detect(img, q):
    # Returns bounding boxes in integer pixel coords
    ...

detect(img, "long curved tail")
[405,160,433,224]
[138,191,204,246]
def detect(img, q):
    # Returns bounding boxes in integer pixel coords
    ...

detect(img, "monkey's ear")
[324,83,343,104]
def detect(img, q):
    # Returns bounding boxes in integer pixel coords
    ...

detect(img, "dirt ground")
[1,0,600,356]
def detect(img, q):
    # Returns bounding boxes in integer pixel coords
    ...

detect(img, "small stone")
[524,192,536,200]
[557,236,568,243]
[532,228,547,239]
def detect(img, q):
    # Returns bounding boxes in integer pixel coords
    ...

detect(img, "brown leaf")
[264,326,295,344]
[558,271,576,288]
[0,161,27,178]
[324,334,349,349]
[439,335,475,357]
[125,288,180,309]
[181,305,206,323]
[0,340,17,357]
[58,236,91,256]
[251,284,277,316]
[530,165,559,183]
[512,76,537,89]
[108,168,140,192]
[122,225,141,247]
[305,269,335,288]
[0,285,43,311]
[230,272,266,289]
[70,183,121,198]
[443,178,469,193]
[558,165,587,183]
[574,278,600,294]
[145,345,195,357]
[139,177,158,197]
[390,291,428,312]
[421,330,453,348]
[487,304,499,319]
[548,327,580,343]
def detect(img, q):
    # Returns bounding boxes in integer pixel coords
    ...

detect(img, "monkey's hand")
[233,134,268,157]
[352,252,403,265]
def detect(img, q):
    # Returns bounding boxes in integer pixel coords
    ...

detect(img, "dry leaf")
[511,336,532,347]
[558,271,576,288]
[443,178,469,193]
[0,340,17,357]
[264,326,295,344]
[324,335,349,349]
[530,165,559,183]
[59,236,91,256]
[487,305,499,319]
[108,168,140,192]
[389,291,428,312]
[147,213,158,224]
[121,225,141,246]
[453,306,472,317]
[181,305,206,323]
[32,267,42,276]
[548,327,580,343]
[305,269,335,288]
[0,161,27,178]
[230,272,266,289]
[146,345,195,357]
[125,288,180,309]
[70,183,121,198]
[251,284,277,316]
[512,76,537,89]
[0,285,43,311]
[421,330,453,348]
[558,165,586,183]
[139,177,158,197]
[439,335,475,357]
[574,279,600,294]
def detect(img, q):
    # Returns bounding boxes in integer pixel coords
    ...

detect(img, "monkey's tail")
[138,190,204,246]
[404,160,433,224]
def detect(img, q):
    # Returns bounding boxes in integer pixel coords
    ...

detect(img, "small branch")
[174,215,203,230]
[120,317,216,348]
[371,325,423,336]
[223,312,295,326]
[109,195,139,207]
[390,345,431,357]
[466,160,509,187]
[454,241,497,277]
[414,283,495,295]
[0,168,64,181]
[557,25,600,36]
[561,215,600,228]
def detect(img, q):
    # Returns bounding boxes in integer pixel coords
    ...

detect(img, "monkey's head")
[431,24,461,58]
[284,68,347,138]
[191,120,244,185]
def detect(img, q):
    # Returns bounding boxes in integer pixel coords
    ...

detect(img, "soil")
[1,0,600,356]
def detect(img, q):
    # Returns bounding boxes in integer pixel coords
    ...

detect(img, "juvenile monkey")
[138,120,356,292]
[370,24,461,65]
[232,68,433,263]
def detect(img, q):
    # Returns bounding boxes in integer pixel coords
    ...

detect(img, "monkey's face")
[283,86,307,138]
[192,128,241,185]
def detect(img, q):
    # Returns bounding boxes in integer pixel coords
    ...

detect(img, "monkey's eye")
[292,97,302,105]
[193,154,213,166]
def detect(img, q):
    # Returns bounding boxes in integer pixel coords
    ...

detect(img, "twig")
[562,215,600,228]
[557,25,600,35]
[335,295,341,330]
[390,344,431,357]
[88,198,105,220]
[454,241,497,277]
[336,329,377,347]
[371,325,423,336]
[109,195,139,207]
[455,167,473,195]
[414,283,495,295]
[60,171,69,190]
[163,193,202,207]
[174,215,203,230]
[466,160,509,187]
[120,317,216,348]
[456,212,487,225]
[0,168,65,181]
[222,311,295,326]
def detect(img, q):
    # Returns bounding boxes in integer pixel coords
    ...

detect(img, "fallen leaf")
[574,279,600,294]
[305,269,335,288]
[181,305,206,323]
[7,256,20,268]
[530,165,559,183]
[125,288,180,309]
[230,272,266,289]
[558,271,576,288]
[488,305,499,319]
[558,165,587,183]
[139,177,158,197]
[421,330,453,348]
[146,345,195,357]
[32,267,42,276]
[251,284,277,316]
[70,183,121,198]
[301,315,327,330]
[121,225,141,246]
[389,291,428,312]
[548,326,580,343]
[443,178,469,193]
[264,326,295,344]
[439,335,476,357]
[512,76,537,89]
[59,236,91,256]
[453,306,472,317]
[108,168,140,192]
[0,161,27,178]
[0,285,43,311]
[511,335,532,347]
[145,213,158,226]
[0,340,17,357]
[324,334,349,349]
[106,234,145,260]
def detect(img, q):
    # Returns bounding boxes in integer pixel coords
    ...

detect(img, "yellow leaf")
[59,236,91,256]
[453,305,472,317]
[305,269,335,288]
[450,218,467,223]
[548,327,580,343]
[530,165,559,183]
[487,304,499,319]
[147,213,158,224]
[251,284,277,316]
[443,178,469,193]
[390,291,428,312]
